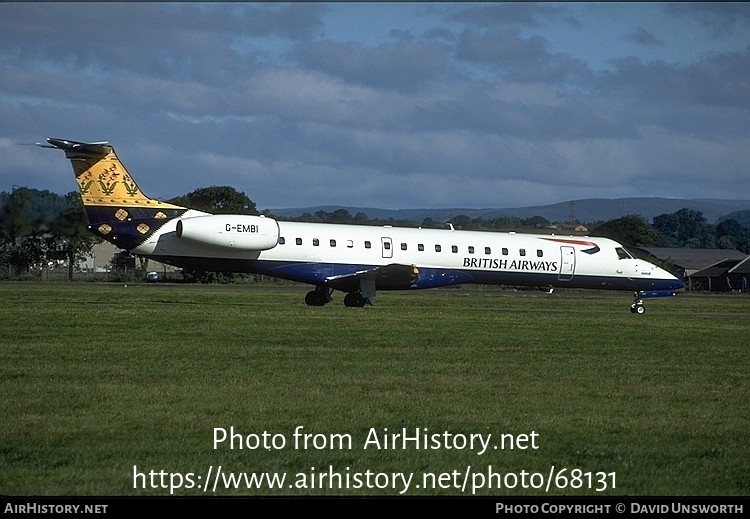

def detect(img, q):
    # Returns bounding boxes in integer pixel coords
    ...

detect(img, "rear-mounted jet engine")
[176,214,279,251]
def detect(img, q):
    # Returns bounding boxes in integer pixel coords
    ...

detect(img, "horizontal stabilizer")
[38,138,111,157]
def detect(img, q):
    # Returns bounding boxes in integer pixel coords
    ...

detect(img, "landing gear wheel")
[305,287,332,306]
[630,292,645,314]
[344,292,366,307]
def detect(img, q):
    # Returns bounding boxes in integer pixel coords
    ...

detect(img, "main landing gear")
[304,286,370,307]
[630,292,645,314]
[343,292,368,307]
[305,286,332,307]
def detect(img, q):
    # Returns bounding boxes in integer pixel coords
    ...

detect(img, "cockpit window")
[616,247,634,260]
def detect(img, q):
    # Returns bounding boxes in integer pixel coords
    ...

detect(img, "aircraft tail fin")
[40,138,187,249]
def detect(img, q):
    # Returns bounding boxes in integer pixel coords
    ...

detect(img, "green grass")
[0,282,748,496]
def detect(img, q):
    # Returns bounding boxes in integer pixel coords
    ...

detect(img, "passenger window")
[401,243,408,251]
[296,238,302,245]
[502,247,508,255]
[468,246,474,254]
[279,237,285,245]
[365,241,371,249]
[347,240,354,248]
[330,239,336,247]
[452,245,458,253]
[384,242,391,250]
[520,249,526,256]
[313,238,319,246]
[485,247,491,255]
[435,244,442,252]
[537,249,543,257]
[418,244,425,251]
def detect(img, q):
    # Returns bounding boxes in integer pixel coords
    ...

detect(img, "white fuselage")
[133,212,682,293]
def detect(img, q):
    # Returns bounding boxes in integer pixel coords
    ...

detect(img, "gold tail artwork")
[40,138,188,249]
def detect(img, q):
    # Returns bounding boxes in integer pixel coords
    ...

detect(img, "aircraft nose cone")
[662,268,685,291]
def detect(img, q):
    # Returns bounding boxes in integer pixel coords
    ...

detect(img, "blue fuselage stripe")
[146,255,683,292]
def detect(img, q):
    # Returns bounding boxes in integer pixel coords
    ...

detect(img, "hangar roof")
[631,247,748,272]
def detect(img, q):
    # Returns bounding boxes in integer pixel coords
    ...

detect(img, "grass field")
[0,281,748,497]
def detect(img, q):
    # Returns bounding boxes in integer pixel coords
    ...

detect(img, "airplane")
[40,137,685,313]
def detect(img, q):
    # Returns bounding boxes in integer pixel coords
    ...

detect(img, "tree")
[0,187,34,244]
[653,208,713,248]
[48,192,99,280]
[169,186,257,214]
[330,209,353,224]
[714,218,750,254]
[450,214,474,230]
[591,215,658,247]
[110,250,136,272]
[1,188,99,278]
[526,215,551,229]
[1,188,40,275]
[420,217,439,229]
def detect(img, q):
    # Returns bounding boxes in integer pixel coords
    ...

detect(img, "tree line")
[2,186,749,280]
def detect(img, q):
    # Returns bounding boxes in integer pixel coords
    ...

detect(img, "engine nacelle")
[175,214,279,251]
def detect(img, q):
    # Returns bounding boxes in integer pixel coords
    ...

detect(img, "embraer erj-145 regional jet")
[41,138,684,313]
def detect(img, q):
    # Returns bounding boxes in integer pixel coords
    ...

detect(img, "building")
[690,256,750,292]
[630,247,749,292]
[78,241,179,278]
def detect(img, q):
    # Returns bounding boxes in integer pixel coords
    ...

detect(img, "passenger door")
[558,246,575,281]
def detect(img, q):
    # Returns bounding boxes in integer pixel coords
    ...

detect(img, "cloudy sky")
[1,2,748,211]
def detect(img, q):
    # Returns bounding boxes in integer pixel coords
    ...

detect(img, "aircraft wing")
[325,263,420,292]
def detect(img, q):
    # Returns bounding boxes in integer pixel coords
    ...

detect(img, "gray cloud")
[623,27,664,47]
[1,2,748,211]
[291,39,453,92]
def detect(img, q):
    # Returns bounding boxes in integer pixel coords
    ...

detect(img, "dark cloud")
[452,28,595,89]
[290,39,453,92]
[665,3,750,37]
[456,29,549,64]
[597,48,750,137]
[0,3,324,83]
[448,3,568,29]
[422,27,456,42]
[623,27,664,47]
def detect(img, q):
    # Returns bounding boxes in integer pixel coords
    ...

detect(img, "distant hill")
[269,198,750,225]
[719,209,750,227]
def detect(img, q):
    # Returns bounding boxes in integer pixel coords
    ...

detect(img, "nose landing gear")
[630,292,645,314]
[630,301,645,314]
